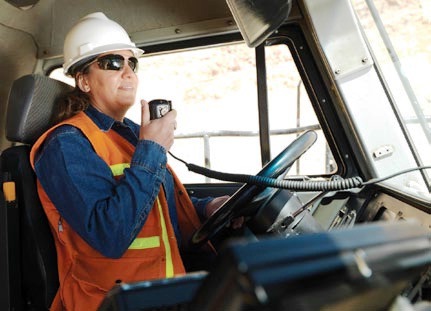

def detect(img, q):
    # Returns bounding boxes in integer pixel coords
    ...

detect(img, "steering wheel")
[191,130,318,246]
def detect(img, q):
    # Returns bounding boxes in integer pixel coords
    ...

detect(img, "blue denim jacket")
[34,105,211,258]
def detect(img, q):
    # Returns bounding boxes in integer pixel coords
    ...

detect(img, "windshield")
[351,0,430,201]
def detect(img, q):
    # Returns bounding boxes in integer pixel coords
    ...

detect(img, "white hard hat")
[63,12,144,76]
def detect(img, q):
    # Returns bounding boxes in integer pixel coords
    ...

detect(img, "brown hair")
[52,63,93,124]
[53,85,91,124]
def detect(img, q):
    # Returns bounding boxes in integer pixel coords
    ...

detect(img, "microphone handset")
[148,99,172,120]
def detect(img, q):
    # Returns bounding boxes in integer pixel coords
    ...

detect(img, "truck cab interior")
[0,0,430,310]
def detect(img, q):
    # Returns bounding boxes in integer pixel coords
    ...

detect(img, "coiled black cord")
[169,152,431,192]
[186,163,363,191]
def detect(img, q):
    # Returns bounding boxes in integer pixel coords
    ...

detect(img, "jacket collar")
[85,104,136,132]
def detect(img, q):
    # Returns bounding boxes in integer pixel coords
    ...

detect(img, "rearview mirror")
[226,0,293,48]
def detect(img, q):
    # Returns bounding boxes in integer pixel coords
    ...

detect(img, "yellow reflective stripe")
[128,236,160,249]
[3,181,16,202]
[110,163,130,176]
[156,197,174,278]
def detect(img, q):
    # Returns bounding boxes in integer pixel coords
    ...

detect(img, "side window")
[266,45,336,176]
[132,45,261,183]
[50,42,336,183]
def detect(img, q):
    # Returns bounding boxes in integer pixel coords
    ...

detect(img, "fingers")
[230,216,245,229]
[205,195,230,218]
[139,100,177,150]
[140,100,150,127]
[160,108,177,124]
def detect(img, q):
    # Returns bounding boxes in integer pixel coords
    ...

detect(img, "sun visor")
[226,0,292,48]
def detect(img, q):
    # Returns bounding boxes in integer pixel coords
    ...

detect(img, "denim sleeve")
[34,125,167,258]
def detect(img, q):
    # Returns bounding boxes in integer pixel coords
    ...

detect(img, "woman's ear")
[76,73,91,93]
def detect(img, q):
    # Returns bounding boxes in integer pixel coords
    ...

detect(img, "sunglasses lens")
[97,55,138,72]
[98,55,123,71]
[128,57,138,72]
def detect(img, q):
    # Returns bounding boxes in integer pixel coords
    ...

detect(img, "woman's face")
[80,50,139,121]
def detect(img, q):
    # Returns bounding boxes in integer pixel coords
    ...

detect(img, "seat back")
[1,74,73,310]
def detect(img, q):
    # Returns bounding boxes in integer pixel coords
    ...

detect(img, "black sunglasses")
[83,54,139,73]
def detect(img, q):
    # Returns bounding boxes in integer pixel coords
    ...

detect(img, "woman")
[30,12,227,311]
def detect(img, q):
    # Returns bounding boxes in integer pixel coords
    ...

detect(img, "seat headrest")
[6,74,73,145]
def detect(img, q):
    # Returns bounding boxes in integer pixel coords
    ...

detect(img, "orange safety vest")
[30,112,213,311]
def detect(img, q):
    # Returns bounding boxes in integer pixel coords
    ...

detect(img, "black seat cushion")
[2,146,59,309]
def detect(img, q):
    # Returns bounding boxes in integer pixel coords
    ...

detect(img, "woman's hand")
[205,195,244,229]
[139,100,177,151]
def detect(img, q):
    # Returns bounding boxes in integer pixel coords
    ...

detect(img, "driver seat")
[1,74,73,310]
